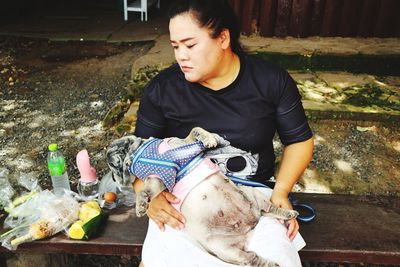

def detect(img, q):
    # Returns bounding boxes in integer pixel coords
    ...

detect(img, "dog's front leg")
[185,127,229,148]
[136,175,166,217]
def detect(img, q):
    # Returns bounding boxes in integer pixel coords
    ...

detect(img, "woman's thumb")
[163,192,181,204]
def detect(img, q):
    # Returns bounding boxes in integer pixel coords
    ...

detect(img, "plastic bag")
[17,172,42,192]
[4,173,42,217]
[97,171,135,209]
[0,190,79,250]
[0,168,15,210]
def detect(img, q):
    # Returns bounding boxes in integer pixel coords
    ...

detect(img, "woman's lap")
[142,188,304,267]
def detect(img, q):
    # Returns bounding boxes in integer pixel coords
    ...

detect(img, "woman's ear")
[219,28,231,50]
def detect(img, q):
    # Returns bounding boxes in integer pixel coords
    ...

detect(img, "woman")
[133,0,314,266]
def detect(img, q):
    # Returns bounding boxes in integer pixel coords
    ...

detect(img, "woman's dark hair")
[168,0,243,54]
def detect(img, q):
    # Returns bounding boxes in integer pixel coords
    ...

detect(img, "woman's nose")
[175,47,188,61]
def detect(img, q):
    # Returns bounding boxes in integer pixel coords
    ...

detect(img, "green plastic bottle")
[47,144,70,196]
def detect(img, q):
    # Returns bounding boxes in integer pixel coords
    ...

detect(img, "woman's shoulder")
[143,63,184,94]
[240,54,292,99]
[242,53,288,78]
[152,63,183,84]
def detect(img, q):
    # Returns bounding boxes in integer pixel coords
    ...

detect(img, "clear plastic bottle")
[47,143,70,196]
[76,149,99,200]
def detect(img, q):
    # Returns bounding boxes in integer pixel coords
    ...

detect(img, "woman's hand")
[146,191,186,231]
[271,188,299,241]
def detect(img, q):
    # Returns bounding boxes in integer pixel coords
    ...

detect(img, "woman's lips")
[181,66,192,72]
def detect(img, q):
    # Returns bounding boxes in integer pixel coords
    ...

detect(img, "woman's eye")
[186,44,196,49]
[172,46,178,50]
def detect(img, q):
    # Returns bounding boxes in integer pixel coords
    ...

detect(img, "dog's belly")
[181,172,260,251]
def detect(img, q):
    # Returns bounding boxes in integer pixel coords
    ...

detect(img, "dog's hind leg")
[136,176,166,217]
[265,205,298,220]
[205,236,279,267]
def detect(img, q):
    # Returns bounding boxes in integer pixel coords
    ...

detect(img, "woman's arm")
[271,137,314,240]
[133,81,186,231]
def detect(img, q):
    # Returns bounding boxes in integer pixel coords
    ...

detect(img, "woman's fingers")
[270,191,300,239]
[162,191,181,204]
[147,191,186,230]
[155,220,165,232]
[285,218,299,240]
[160,209,185,230]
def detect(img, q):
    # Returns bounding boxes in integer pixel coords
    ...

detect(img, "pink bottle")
[76,149,99,199]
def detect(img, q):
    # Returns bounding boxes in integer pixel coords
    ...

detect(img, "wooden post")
[357,0,380,37]
[338,0,363,37]
[259,0,278,36]
[274,0,293,37]
[310,0,326,36]
[374,0,398,37]
[321,0,343,36]
[229,0,243,22]
[289,0,313,37]
[241,0,256,35]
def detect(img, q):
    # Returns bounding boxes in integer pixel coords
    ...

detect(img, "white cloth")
[141,187,305,267]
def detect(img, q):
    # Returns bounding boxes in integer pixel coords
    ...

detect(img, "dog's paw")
[286,210,299,220]
[212,133,230,147]
[136,191,150,217]
[201,135,218,148]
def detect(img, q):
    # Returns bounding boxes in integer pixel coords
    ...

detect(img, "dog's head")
[106,135,144,186]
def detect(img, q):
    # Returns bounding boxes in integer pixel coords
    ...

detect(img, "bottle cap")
[48,143,58,151]
[76,149,97,183]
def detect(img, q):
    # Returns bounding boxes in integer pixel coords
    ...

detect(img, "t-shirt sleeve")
[276,72,313,145]
[134,79,167,138]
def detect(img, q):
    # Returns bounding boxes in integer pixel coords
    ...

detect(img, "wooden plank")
[289,0,313,37]
[321,0,343,36]
[1,194,400,264]
[274,0,293,37]
[338,0,363,37]
[297,193,400,264]
[358,0,380,37]
[0,207,148,256]
[259,0,278,37]
[310,0,326,36]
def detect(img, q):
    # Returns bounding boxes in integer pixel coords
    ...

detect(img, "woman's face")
[169,13,228,83]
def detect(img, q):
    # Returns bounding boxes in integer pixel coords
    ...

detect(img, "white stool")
[123,0,161,22]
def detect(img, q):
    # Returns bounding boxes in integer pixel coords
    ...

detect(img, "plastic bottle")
[76,149,99,200]
[47,143,70,196]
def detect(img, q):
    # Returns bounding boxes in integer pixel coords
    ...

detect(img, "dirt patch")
[299,120,400,195]
[0,36,153,191]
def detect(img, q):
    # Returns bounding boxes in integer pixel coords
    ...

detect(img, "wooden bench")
[1,193,400,264]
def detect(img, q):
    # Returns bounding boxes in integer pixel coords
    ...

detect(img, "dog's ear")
[106,135,144,185]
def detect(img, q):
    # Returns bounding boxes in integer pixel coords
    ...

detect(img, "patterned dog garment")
[128,138,205,192]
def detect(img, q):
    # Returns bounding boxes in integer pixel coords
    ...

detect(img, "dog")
[106,127,298,267]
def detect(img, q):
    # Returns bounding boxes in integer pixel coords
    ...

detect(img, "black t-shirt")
[135,53,313,184]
